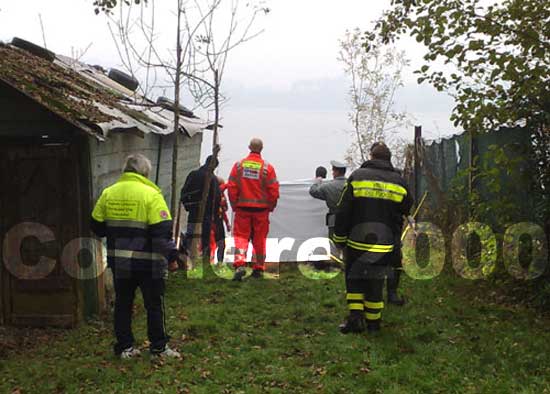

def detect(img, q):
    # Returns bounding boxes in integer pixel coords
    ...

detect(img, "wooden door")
[0,142,81,327]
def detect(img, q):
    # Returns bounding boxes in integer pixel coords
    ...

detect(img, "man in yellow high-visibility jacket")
[91,154,180,359]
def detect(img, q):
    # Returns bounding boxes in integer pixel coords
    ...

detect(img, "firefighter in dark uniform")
[332,143,413,334]
[91,154,181,358]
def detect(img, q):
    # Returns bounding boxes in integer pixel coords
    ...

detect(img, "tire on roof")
[108,69,139,92]
[11,37,56,62]
[157,96,195,118]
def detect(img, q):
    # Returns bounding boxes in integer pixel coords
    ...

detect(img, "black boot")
[232,267,246,281]
[387,291,405,306]
[251,269,264,279]
[339,311,366,334]
[367,321,381,333]
[387,269,405,306]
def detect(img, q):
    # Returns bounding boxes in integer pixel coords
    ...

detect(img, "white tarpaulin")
[266,180,331,262]
[224,180,334,263]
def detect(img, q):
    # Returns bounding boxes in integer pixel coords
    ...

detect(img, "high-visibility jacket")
[227,152,279,210]
[91,172,177,273]
[333,159,413,262]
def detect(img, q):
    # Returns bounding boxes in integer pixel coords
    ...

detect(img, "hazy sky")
[0,0,459,180]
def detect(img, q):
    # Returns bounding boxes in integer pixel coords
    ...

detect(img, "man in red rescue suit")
[332,142,413,334]
[227,138,280,280]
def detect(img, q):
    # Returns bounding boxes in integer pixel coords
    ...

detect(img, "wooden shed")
[0,41,207,327]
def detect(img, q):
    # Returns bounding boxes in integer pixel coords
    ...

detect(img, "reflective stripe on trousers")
[346,240,394,253]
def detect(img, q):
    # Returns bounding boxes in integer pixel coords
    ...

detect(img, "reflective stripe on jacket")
[90,172,177,271]
[227,152,280,210]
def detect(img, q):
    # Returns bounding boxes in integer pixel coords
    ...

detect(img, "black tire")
[156,96,194,117]
[108,68,139,91]
[92,65,106,73]
[11,37,55,62]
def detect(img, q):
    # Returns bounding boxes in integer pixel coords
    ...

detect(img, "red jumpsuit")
[227,152,279,271]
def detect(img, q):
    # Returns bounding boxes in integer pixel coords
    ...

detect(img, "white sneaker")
[120,347,141,359]
[156,346,181,358]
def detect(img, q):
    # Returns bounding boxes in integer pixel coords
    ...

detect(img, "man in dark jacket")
[332,143,413,334]
[180,156,221,260]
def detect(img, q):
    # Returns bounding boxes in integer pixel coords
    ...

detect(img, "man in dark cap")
[309,160,347,239]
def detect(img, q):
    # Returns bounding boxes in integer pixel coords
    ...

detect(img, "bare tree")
[338,29,410,168]
[96,0,269,267]
[179,0,269,270]
[100,0,189,221]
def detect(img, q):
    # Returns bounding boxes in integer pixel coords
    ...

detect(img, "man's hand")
[168,260,179,272]
[401,216,418,241]
[406,216,418,237]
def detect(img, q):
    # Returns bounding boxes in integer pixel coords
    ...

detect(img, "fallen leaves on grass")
[0,327,65,358]
[313,366,327,376]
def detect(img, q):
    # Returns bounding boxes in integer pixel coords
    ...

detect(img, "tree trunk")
[188,69,221,273]
[171,1,183,218]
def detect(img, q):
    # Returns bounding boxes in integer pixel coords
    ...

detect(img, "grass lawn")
[1,263,550,394]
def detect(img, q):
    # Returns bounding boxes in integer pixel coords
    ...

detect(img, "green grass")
[2,264,550,394]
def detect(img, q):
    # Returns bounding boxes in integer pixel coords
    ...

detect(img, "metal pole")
[155,135,162,185]
[414,125,422,204]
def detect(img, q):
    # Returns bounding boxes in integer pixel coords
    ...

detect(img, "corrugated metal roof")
[0,43,208,141]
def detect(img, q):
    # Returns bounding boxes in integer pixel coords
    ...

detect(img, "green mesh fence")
[417,127,537,226]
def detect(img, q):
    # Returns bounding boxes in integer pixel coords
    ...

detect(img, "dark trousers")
[214,218,226,263]
[180,220,212,258]
[112,269,169,354]
[216,237,226,263]
[386,247,403,293]
[344,249,389,323]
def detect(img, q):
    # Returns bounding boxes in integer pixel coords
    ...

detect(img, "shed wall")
[88,131,203,206]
